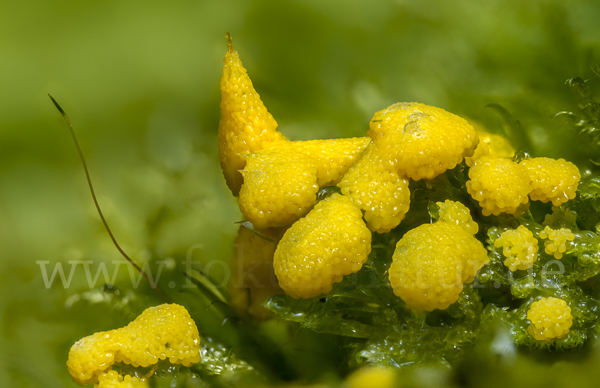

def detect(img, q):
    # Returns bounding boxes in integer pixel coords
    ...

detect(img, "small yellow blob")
[527,297,573,341]
[345,366,397,388]
[239,138,369,229]
[466,156,531,216]
[539,226,575,259]
[436,199,479,235]
[274,193,371,299]
[67,304,201,386]
[229,225,285,319]
[494,226,539,271]
[368,102,479,180]
[465,125,515,167]
[338,144,411,233]
[218,33,287,196]
[520,157,581,206]
[389,222,488,311]
[95,370,147,388]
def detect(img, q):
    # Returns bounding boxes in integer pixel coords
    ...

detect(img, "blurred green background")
[1,0,600,386]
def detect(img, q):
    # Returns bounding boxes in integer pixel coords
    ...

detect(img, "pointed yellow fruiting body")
[218,33,287,196]
[494,225,539,271]
[238,137,369,229]
[67,304,201,386]
[527,297,573,340]
[274,193,371,299]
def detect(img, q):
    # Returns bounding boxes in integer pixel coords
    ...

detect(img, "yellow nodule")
[527,297,573,341]
[520,157,581,206]
[274,193,371,299]
[389,221,488,311]
[494,225,539,271]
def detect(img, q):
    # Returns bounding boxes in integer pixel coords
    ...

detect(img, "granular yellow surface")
[282,138,370,186]
[218,34,287,196]
[274,193,371,299]
[239,138,369,229]
[494,225,539,271]
[67,304,201,386]
[466,156,531,216]
[368,102,479,180]
[388,222,488,311]
[520,157,581,206]
[239,148,319,229]
[527,297,573,341]
[95,370,147,388]
[338,144,411,233]
[539,225,575,259]
[436,200,479,235]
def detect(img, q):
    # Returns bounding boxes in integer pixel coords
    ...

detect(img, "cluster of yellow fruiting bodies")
[493,224,576,271]
[218,36,485,302]
[214,34,582,349]
[219,37,479,233]
[67,304,201,386]
[463,124,580,218]
[64,36,583,385]
[217,35,582,313]
[467,156,580,216]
